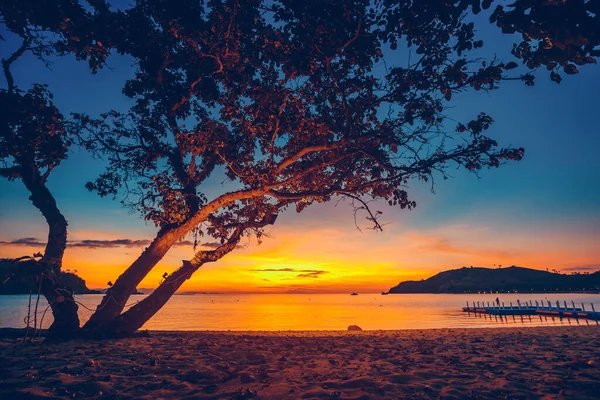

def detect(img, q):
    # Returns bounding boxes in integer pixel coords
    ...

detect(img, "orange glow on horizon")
[1,218,599,294]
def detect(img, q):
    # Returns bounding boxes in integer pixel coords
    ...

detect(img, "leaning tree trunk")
[21,165,80,337]
[97,234,241,337]
[84,193,272,333]
[82,228,183,331]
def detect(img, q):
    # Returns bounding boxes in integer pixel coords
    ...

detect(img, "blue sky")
[1,9,599,291]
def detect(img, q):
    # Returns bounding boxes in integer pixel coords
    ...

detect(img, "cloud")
[0,237,241,255]
[173,240,195,247]
[407,232,513,259]
[251,268,295,272]
[250,268,329,279]
[197,242,221,249]
[69,239,152,248]
[562,264,600,272]
[296,270,328,278]
[0,236,245,255]
[0,237,45,246]
[251,268,326,273]
[0,237,198,249]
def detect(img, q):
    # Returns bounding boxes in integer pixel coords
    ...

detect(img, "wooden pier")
[462,299,600,320]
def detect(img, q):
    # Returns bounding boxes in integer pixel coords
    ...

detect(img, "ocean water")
[1,293,599,331]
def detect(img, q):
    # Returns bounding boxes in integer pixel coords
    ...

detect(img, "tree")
[2,0,599,338]
[0,0,111,337]
[79,0,533,336]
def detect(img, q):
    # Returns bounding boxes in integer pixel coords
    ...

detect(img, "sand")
[1,326,599,399]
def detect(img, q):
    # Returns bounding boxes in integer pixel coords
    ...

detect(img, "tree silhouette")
[405,1,600,84]
[1,0,599,337]
[80,0,546,335]
[0,0,112,336]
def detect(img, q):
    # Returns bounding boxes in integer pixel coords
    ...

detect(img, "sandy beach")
[1,326,599,399]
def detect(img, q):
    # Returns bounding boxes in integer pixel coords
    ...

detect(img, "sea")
[1,293,599,331]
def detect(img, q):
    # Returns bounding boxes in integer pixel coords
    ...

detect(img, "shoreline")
[3,291,600,295]
[2,322,599,337]
[1,326,599,399]
[0,317,600,340]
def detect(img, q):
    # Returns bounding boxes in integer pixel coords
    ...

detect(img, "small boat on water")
[381,292,389,295]
[350,292,358,296]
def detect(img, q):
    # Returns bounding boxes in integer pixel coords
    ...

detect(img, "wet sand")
[1,326,599,399]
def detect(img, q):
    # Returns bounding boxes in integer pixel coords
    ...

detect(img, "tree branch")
[0,166,21,180]
[336,15,362,53]
[2,37,30,93]
[275,137,369,174]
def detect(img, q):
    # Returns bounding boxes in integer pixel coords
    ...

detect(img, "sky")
[1,8,599,293]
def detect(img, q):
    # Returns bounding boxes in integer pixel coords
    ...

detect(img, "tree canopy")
[86,0,529,236]
[79,0,531,332]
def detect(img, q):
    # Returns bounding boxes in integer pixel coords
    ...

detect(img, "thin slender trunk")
[98,237,240,337]
[20,163,80,337]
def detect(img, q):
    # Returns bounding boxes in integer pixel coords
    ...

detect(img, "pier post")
[556,300,560,309]
[564,300,568,310]
[535,300,539,307]
[582,303,586,312]
[572,301,576,310]
[592,303,596,313]
[548,300,552,308]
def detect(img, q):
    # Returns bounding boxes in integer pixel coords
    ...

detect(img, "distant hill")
[389,266,600,294]
[0,259,100,295]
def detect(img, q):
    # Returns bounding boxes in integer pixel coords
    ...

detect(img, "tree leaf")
[564,64,579,75]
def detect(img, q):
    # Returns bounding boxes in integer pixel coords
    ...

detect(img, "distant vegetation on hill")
[0,259,100,295]
[389,266,600,294]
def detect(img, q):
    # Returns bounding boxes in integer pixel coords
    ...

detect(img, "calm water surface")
[1,293,599,331]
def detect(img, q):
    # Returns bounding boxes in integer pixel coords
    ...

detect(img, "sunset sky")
[1,12,599,293]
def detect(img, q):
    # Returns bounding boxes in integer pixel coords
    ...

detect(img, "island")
[0,271,101,295]
[0,259,147,295]
[389,266,600,294]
